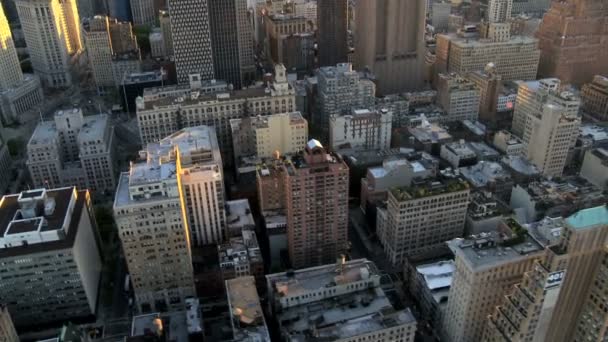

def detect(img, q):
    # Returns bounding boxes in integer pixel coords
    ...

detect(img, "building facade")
[130,0,157,26]
[354,0,427,94]
[167,0,215,84]
[317,0,347,67]
[0,305,18,342]
[329,109,392,151]
[437,73,481,122]
[208,0,255,89]
[581,75,608,121]
[15,0,82,88]
[536,0,608,85]
[0,188,102,328]
[159,10,173,56]
[377,178,470,266]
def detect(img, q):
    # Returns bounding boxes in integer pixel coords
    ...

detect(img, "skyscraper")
[486,0,512,23]
[0,2,21,92]
[208,0,255,89]
[130,0,156,26]
[15,0,82,88]
[536,0,608,85]
[167,0,215,84]
[317,0,348,67]
[354,0,426,94]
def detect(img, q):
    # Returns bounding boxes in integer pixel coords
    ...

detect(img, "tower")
[317,0,348,67]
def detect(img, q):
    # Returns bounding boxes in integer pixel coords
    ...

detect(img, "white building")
[266,259,418,342]
[329,109,392,151]
[437,73,481,122]
[0,188,102,328]
[580,148,608,190]
[493,129,524,155]
[440,140,478,168]
[144,126,226,246]
[15,0,81,88]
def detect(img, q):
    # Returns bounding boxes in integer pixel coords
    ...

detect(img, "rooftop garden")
[500,218,528,247]
[390,179,469,201]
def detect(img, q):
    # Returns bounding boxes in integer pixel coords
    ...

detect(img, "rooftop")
[219,228,262,268]
[390,178,469,201]
[469,142,500,159]
[416,260,455,292]
[565,206,608,230]
[226,276,270,341]
[78,114,110,143]
[580,124,608,144]
[408,122,452,143]
[443,140,477,158]
[441,32,539,48]
[226,199,255,234]
[131,311,191,342]
[459,161,511,187]
[501,155,540,175]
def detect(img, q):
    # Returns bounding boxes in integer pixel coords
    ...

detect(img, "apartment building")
[144,126,226,246]
[0,188,102,328]
[136,64,296,164]
[15,0,81,88]
[316,63,375,135]
[437,73,481,122]
[377,178,470,266]
[484,206,608,342]
[442,224,544,342]
[581,75,608,121]
[27,108,116,193]
[0,1,42,124]
[230,111,308,163]
[266,259,418,342]
[113,160,195,312]
[329,109,392,151]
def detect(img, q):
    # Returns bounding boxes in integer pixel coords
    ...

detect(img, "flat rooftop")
[226,199,255,232]
[79,114,110,143]
[441,32,539,48]
[501,155,540,175]
[460,161,511,187]
[565,206,608,230]
[131,311,190,342]
[443,141,476,158]
[226,276,270,341]
[390,178,469,201]
[408,123,452,143]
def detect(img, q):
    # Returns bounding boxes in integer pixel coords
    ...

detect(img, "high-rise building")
[145,126,226,246]
[0,1,42,124]
[230,111,308,163]
[0,188,102,328]
[486,0,512,23]
[266,259,418,342]
[483,206,608,342]
[83,16,140,90]
[536,0,608,85]
[436,73,481,121]
[0,305,18,342]
[257,140,348,269]
[15,0,82,88]
[264,13,314,73]
[441,223,544,342]
[159,10,173,56]
[377,178,470,266]
[329,108,392,151]
[27,108,116,193]
[510,0,551,17]
[354,0,426,94]
[467,64,503,125]
[581,75,608,121]
[136,64,295,164]
[0,131,11,196]
[114,154,196,312]
[167,0,215,84]
[511,78,579,138]
[208,0,255,89]
[317,0,347,67]
[130,0,157,26]
[316,63,375,136]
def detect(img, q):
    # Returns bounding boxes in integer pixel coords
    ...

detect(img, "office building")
[15,0,81,88]
[0,305,18,342]
[493,130,524,156]
[27,109,116,193]
[316,63,375,133]
[226,276,270,341]
[113,160,196,312]
[130,0,157,26]
[580,148,608,190]
[442,223,544,342]
[83,16,140,90]
[431,1,451,32]
[573,244,608,341]
[317,0,347,66]
[266,259,418,342]
[486,0,513,23]
[208,0,255,89]
[581,75,608,121]
[437,73,481,122]
[230,111,308,163]
[510,0,551,17]
[329,109,392,151]
[435,30,540,83]
[354,0,426,94]
[136,64,295,164]
[103,0,131,22]
[377,178,470,265]
[143,126,226,246]
[0,188,102,328]
[536,0,608,85]
[484,206,608,342]
[467,64,503,124]
[159,10,173,56]
[167,0,215,84]
[0,2,42,124]
[511,78,580,138]
[264,13,314,73]
[149,29,164,58]
[521,101,581,178]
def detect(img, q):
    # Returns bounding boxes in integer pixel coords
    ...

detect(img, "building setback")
[0,188,102,328]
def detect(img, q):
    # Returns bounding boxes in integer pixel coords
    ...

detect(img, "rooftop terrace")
[390,178,469,201]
